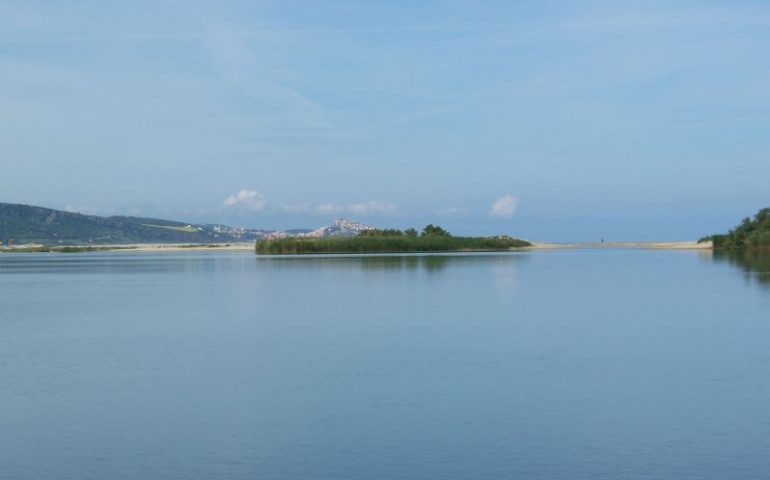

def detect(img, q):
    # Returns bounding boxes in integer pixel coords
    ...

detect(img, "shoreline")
[118,242,255,252]
[1,240,714,254]
[526,241,712,251]
[0,242,255,254]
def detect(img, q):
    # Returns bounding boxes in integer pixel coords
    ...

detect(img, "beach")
[527,241,712,250]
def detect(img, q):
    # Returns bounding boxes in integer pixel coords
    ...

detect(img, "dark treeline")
[358,224,450,238]
[255,225,530,254]
[701,208,770,251]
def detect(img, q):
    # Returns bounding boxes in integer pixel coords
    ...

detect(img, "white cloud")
[489,195,519,218]
[315,201,397,216]
[62,205,99,215]
[222,191,396,216]
[223,189,267,211]
[348,201,397,215]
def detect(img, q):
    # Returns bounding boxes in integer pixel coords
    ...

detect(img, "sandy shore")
[526,241,712,250]
[111,242,255,252]
[606,241,712,250]
[0,242,255,253]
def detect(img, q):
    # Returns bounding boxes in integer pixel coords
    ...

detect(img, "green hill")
[0,203,238,245]
[701,208,770,251]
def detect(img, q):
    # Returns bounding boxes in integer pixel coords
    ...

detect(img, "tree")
[404,228,418,237]
[703,207,770,251]
[359,228,403,237]
[421,224,450,237]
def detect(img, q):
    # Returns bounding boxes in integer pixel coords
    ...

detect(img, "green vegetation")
[255,225,530,254]
[700,208,770,251]
[0,203,237,245]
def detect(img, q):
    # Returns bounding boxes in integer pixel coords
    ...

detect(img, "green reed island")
[255,224,531,254]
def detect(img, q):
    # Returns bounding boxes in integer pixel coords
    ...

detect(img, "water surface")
[1,249,769,479]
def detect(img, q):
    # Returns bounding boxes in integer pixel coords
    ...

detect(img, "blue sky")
[1,1,769,240]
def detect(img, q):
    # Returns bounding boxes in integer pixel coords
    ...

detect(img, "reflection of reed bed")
[714,251,770,287]
[351,255,451,271]
[255,236,530,254]
[255,253,528,275]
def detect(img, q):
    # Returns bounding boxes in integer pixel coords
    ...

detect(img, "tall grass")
[255,235,530,254]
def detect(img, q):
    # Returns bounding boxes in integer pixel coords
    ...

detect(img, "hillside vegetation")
[256,224,530,254]
[701,208,770,251]
[0,203,236,245]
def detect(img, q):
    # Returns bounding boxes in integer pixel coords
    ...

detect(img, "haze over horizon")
[2,1,769,241]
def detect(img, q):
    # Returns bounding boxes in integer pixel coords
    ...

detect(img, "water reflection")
[255,252,527,273]
[0,251,528,277]
[0,251,252,275]
[712,251,770,288]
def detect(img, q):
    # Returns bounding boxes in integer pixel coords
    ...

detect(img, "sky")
[1,0,769,241]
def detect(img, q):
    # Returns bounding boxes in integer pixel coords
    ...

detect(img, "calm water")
[1,249,769,480]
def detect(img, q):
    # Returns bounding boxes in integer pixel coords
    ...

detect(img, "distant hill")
[301,218,374,238]
[701,208,770,251]
[262,219,375,240]
[0,203,270,245]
